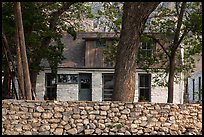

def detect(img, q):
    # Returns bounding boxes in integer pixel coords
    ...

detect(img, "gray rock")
[89,110,100,115]
[88,114,95,120]
[89,123,96,129]
[100,106,110,111]
[83,119,89,125]
[111,108,119,112]
[84,129,94,135]
[125,130,131,135]
[54,106,64,112]
[36,106,44,112]
[48,118,60,123]
[95,128,102,134]
[64,124,71,130]
[54,112,62,118]
[23,131,32,135]
[50,123,58,129]
[67,128,77,135]
[39,124,50,132]
[131,124,137,129]
[33,112,41,117]
[81,110,87,115]
[41,112,53,119]
[121,108,130,114]
[98,123,105,129]
[100,111,107,116]
[53,128,64,135]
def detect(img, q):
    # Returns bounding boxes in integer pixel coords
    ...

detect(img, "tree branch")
[173,2,186,46]
[145,34,170,57]
[174,28,188,50]
[41,2,76,48]
[49,2,76,29]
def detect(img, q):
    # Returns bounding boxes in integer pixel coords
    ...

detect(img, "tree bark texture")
[112,2,160,102]
[2,68,11,99]
[15,23,25,99]
[167,53,176,103]
[167,2,186,103]
[15,2,32,100]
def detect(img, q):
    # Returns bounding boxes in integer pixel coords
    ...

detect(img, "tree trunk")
[167,53,176,103]
[112,2,160,102]
[2,68,10,99]
[15,19,25,99]
[15,2,32,100]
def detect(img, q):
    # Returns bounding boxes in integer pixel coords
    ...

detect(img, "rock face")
[2,100,202,135]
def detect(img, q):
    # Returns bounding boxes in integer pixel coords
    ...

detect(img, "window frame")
[138,39,155,60]
[138,73,151,102]
[57,74,78,84]
[94,38,107,48]
[102,73,114,101]
[45,73,57,100]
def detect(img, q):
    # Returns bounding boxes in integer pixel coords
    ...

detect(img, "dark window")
[138,38,155,60]
[80,78,91,89]
[198,77,201,100]
[45,73,57,100]
[192,79,195,101]
[58,74,78,84]
[138,74,151,101]
[102,73,114,101]
[94,39,106,48]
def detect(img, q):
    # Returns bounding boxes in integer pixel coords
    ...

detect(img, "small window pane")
[103,73,114,101]
[139,74,151,101]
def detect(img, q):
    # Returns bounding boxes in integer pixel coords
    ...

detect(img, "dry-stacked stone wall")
[2,100,202,135]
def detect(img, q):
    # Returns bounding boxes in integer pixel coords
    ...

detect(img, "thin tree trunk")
[167,2,186,103]
[15,21,25,99]
[15,2,32,100]
[167,53,176,103]
[2,68,10,99]
[112,2,160,102]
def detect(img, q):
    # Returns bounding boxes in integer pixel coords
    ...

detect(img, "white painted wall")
[187,71,202,103]
[92,73,103,101]
[57,84,78,101]
[36,69,183,103]
[35,72,45,100]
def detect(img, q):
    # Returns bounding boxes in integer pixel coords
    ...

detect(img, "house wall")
[36,69,183,104]
[187,71,202,103]
[92,73,103,101]
[134,71,183,104]
[35,72,45,100]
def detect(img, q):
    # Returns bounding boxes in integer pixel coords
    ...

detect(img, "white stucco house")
[187,54,202,103]
[35,32,185,103]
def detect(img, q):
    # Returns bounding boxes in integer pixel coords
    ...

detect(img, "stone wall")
[2,100,202,135]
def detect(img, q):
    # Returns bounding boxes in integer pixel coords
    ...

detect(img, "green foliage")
[114,123,122,129]
[142,2,202,87]
[103,39,118,66]
[2,2,93,77]
[93,2,123,32]
[103,2,202,88]
[106,124,113,129]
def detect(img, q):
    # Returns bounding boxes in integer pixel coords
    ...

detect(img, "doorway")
[78,73,92,101]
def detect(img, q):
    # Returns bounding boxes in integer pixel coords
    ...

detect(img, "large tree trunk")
[112,2,160,102]
[15,2,32,100]
[167,53,176,103]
